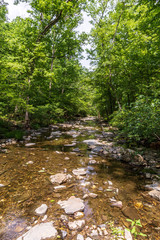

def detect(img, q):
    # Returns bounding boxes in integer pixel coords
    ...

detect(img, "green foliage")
[108,221,124,238]
[111,95,160,142]
[126,219,147,239]
[0,119,24,140]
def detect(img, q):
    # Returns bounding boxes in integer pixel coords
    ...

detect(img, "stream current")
[0,118,159,240]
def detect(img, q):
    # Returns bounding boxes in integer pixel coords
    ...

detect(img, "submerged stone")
[35,204,48,216]
[58,196,85,214]
[25,143,36,147]
[72,168,87,176]
[148,190,160,201]
[68,220,85,230]
[50,173,70,184]
[17,222,57,240]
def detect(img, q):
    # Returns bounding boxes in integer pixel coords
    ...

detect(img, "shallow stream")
[0,118,159,239]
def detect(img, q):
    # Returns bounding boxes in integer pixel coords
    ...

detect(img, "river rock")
[61,230,67,239]
[58,196,85,214]
[74,212,85,219]
[64,143,76,147]
[81,182,91,187]
[25,143,36,147]
[88,193,98,198]
[68,220,85,230]
[54,185,66,191]
[124,229,132,240]
[72,168,87,176]
[145,183,160,191]
[122,206,139,220]
[17,222,57,240]
[83,139,102,145]
[35,204,48,216]
[26,161,33,165]
[50,173,71,184]
[111,201,122,208]
[89,160,97,165]
[77,234,84,240]
[148,190,160,201]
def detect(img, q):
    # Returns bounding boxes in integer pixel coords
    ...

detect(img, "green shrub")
[111,95,160,143]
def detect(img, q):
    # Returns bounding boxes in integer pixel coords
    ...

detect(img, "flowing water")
[0,118,159,240]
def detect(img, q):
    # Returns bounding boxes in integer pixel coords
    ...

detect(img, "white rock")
[25,143,36,147]
[90,229,99,237]
[50,173,69,184]
[77,234,84,240]
[0,184,5,187]
[17,222,57,240]
[148,190,160,201]
[26,161,33,165]
[88,193,98,198]
[74,212,84,219]
[58,196,85,214]
[89,160,97,165]
[81,182,91,187]
[111,201,122,208]
[35,204,48,216]
[68,220,85,230]
[64,157,70,160]
[108,181,113,186]
[72,168,87,176]
[42,215,47,221]
[125,229,132,240]
[54,185,66,191]
[83,194,89,199]
[83,139,103,145]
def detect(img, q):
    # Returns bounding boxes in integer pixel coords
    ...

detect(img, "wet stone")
[54,185,66,191]
[77,234,84,240]
[111,201,122,208]
[74,211,85,219]
[122,206,139,220]
[148,190,160,201]
[125,229,132,240]
[50,173,70,184]
[35,204,48,216]
[25,143,36,147]
[17,222,57,240]
[0,184,5,187]
[61,230,67,239]
[58,196,85,214]
[72,168,87,176]
[89,160,97,165]
[88,193,98,198]
[68,220,85,230]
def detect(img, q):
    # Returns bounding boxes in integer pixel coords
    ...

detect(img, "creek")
[0,117,159,240]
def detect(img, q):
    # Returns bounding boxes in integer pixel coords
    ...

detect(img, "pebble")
[35,204,48,216]
[88,193,98,198]
[61,230,67,239]
[77,234,84,240]
[68,220,85,230]
[125,228,132,240]
[74,212,85,219]
[42,215,47,221]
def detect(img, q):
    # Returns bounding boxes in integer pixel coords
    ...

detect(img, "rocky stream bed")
[0,117,160,240]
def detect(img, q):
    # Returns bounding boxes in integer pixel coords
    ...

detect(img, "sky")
[5,0,92,68]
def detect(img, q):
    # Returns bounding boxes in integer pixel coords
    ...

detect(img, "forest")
[0,0,160,144]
